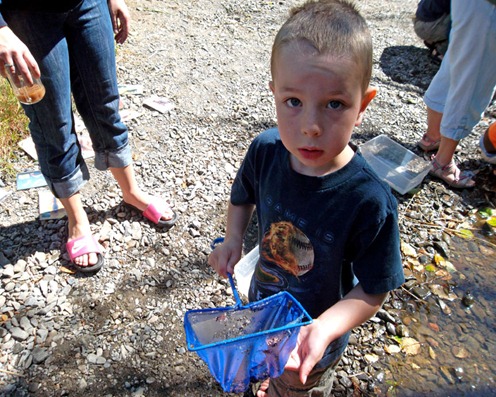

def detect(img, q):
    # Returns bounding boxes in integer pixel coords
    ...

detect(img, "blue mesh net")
[184,274,312,393]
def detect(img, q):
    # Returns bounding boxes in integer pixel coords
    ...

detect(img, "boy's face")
[270,41,376,177]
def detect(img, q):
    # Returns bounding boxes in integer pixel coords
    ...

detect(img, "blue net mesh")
[184,275,312,393]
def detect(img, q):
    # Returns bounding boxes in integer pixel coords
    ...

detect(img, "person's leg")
[66,0,175,223]
[426,0,496,187]
[438,0,496,144]
[59,194,98,267]
[418,107,443,151]
[110,166,174,219]
[2,9,100,268]
[420,42,450,148]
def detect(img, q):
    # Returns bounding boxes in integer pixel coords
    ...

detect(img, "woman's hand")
[107,0,131,44]
[0,26,39,83]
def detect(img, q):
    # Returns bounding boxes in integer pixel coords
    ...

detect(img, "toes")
[74,253,98,267]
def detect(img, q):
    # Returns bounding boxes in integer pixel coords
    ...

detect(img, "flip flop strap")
[143,202,162,224]
[66,235,102,261]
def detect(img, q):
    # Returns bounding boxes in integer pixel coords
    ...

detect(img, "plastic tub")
[359,135,432,194]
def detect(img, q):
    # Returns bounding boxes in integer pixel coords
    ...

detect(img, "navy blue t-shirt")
[231,128,405,367]
[0,0,82,27]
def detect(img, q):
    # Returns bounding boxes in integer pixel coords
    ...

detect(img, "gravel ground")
[1,0,495,396]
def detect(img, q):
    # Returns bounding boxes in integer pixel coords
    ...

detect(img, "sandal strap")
[430,158,475,188]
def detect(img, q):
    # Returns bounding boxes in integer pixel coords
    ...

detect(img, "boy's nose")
[302,109,322,136]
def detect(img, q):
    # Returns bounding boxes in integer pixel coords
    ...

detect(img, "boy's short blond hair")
[271,0,373,93]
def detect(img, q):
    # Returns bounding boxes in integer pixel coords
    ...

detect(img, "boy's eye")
[285,98,301,108]
[327,100,342,109]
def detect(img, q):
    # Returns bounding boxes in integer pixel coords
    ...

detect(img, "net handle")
[228,273,243,307]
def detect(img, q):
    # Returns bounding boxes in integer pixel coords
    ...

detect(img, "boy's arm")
[286,283,388,384]
[208,202,255,278]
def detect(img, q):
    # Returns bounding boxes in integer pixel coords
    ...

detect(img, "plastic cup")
[4,65,45,105]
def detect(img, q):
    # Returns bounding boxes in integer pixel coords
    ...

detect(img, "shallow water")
[382,222,496,396]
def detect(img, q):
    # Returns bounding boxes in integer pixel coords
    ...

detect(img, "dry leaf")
[401,241,416,257]
[437,299,452,315]
[444,260,457,273]
[401,337,421,355]
[385,344,401,354]
[480,245,495,257]
[364,353,379,364]
[430,284,457,301]
[428,322,440,332]
[452,346,469,359]
[59,265,76,274]
[429,346,437,360]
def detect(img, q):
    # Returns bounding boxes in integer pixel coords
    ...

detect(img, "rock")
[10,327,29,341]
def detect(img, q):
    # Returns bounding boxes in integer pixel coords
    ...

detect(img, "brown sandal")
[429,157,475,189]
[418,133,441,152]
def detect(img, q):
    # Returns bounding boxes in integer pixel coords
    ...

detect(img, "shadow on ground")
[380,45,440,91]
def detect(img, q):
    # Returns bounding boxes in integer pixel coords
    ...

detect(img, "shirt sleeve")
[230,151,256,206]
[348,197,405,294]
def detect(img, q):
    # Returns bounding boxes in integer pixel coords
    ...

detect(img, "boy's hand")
[284,286,388,384]
[284,319,328,384]
[208,239,242,278]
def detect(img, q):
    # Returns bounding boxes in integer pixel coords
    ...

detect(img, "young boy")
[209,0,405,395]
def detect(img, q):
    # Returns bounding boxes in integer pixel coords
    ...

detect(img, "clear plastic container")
[233,245,259,298]
[359,135,432,195]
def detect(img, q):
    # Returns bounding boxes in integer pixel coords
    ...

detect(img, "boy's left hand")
[284,319,328,385]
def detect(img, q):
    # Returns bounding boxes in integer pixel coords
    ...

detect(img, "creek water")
[382,218,496,396]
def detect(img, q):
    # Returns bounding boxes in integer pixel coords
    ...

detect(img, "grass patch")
[0,78,30,176]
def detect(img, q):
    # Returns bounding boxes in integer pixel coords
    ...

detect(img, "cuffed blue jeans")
[3,0,131,198]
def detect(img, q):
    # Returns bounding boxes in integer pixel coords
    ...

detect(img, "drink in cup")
[4,65,45,105]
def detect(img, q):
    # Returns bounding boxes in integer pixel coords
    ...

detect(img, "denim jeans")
[3,0,131,198]
[424,0,496,141]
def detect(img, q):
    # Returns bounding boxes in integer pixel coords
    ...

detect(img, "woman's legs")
[2,8,101,268]
[5,0,174,270]
[67,0,175,221]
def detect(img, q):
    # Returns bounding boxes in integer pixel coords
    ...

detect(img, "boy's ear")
[355,86,377,126]
[269,81,275,93]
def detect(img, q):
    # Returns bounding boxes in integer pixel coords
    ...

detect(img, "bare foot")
[67,220,100,268]
[59,193,102,269]
[123,191,175,221]
[110,166,174,222]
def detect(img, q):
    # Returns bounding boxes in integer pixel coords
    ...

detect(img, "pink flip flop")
[124,199,178,230]
[66,235,104,273]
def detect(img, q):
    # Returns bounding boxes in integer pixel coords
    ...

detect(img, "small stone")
[10,327,29,341]
[32,347,50,364]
